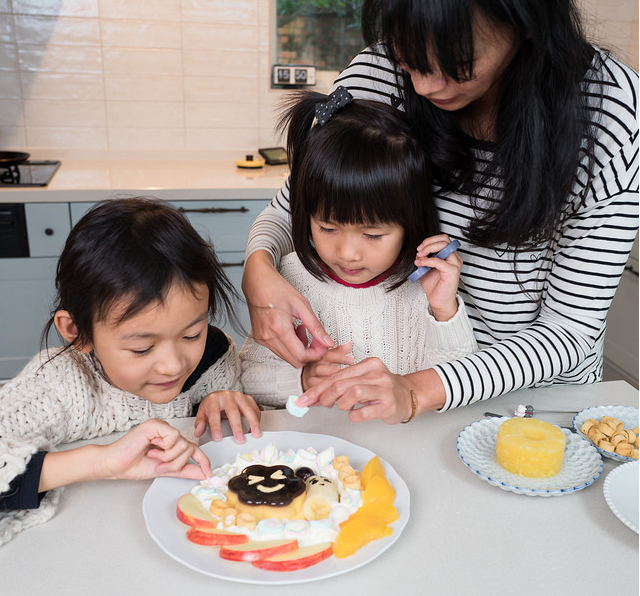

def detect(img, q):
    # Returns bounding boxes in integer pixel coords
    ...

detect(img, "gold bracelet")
[401,390,418,424]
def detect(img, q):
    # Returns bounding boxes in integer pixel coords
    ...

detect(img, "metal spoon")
[514,404,579,418]
[484,411,576,432]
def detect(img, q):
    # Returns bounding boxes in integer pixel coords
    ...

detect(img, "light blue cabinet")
[0,198,268,380]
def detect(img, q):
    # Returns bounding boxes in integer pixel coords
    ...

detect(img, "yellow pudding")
[495,418,566,478]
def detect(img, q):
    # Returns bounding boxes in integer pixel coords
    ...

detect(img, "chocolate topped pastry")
[227,465,306,507]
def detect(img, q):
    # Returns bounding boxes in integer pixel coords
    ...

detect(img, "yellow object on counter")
[495,418,566,478]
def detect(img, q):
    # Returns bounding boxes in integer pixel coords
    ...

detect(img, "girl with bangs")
[242,0,638,423]
[239,91,477,407]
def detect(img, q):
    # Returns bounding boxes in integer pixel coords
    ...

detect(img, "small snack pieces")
[580,416,639,459]
[176,446,398,572]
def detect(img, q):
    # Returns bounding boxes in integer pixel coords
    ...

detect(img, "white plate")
[456,417,603,496]
[603,460,639,533]
[143,431,410,585]
[573,405,639,462]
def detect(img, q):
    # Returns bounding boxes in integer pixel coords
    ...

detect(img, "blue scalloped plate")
[456,417,603,496]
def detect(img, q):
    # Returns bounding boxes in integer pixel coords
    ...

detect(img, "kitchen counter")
[3,381,638,595]
[0,150,289,202]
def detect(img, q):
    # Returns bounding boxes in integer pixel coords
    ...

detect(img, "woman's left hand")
[195,390,262,443]
[297,357,415,424]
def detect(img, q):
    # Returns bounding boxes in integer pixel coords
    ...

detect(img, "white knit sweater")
[0,340,241,546]
[240,253,478,406]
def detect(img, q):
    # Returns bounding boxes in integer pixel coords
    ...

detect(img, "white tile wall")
[0,1,636,153]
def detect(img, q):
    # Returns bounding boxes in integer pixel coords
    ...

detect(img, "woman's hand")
[194,390,262,443]
[415,234,463,321]
[298,357,415,424]
[103,419,212,481]
[301,343,354,391]
[296,360,447,424]
[242,250,333,368]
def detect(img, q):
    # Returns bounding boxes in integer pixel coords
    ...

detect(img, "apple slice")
[219,539,299,562]
[186,526,249,547]
[176,494,220,530]
[252,542,333,571]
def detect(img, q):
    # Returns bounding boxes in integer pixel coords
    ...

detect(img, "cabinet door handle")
[221,261,245,268]
[178,207,249,214]
[624,264,639,277]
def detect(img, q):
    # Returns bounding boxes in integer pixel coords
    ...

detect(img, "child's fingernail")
[212,430,222,441]
[235,432,246,443]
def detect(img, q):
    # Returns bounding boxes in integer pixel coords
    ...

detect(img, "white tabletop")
[3,381,638,595]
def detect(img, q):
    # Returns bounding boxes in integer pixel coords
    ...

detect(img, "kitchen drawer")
[171,200,268,252]
[0,257,60,379]
[25,202,71,257]
[70,199,269,253]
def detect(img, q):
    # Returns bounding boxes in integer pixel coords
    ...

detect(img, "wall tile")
[26,125,108,148]
[98,0,181,22]
[186,126,259,151]
[182,22,258,51]
[0,126,27,145]
[107,126,185,150]
[183,49,259,78]
[0,99,25,126]
[183,75,259,103]
[15,15,100,45]
[0,42,17,69]
[106,101,184,128]
[20,71,104,100]
[0,70,22,99]
[101,20,182,49]
[102,48,182,74]
[181,0,259,24]
[0,13,15,43]
[23,99,106,127]
[12,0,99,18]
[104,73,183,102]
[19,45,102,72]
[185,101,259,129]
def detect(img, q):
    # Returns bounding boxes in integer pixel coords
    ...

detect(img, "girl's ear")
[54,310,92,353]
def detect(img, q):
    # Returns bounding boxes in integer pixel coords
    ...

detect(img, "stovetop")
[0,160,61,187]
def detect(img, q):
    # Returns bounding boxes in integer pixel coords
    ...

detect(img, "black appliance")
[0,151,60,187]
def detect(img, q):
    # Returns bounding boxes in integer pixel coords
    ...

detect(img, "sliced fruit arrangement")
[175,453,399,571]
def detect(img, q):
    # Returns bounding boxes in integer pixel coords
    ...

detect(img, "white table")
[3,381,638,595]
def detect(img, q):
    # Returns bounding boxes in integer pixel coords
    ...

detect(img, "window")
[275,1,364,72]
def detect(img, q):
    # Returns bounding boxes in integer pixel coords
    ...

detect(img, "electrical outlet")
[272,64,316,87]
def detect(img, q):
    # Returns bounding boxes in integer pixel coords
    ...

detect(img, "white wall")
[0,0,637,153]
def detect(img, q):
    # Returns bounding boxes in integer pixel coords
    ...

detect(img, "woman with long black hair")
[242,0,638,423]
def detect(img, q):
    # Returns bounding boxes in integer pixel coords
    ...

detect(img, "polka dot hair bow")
[314,86,353,126]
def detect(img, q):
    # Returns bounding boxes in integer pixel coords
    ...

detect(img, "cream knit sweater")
[240,253,478,407]
[0,339,241,547]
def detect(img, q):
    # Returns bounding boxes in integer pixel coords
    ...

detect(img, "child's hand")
[414,234,462,321]
[301,343,355,391]
[194,390,262,444]
[103,419,212,480]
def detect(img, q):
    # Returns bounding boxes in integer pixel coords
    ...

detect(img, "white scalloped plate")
[456,417,603,496]
[573,405,639,462]
[603,460,639,533]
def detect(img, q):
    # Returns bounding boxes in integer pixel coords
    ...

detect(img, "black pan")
[0,151,30,166]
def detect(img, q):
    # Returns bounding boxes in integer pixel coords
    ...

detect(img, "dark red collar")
[318,260,398,288]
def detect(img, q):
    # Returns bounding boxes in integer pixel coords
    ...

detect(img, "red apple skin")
[186,527,249,546]
[176,494,220,530]
[219,539,299,562]
[252,543,333,571]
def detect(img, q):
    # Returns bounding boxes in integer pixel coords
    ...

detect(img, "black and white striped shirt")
[246,47,638,409]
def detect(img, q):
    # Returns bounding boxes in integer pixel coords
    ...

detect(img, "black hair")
[42,197,242,352]
[362,0,598,249]
[279,91,439,290]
